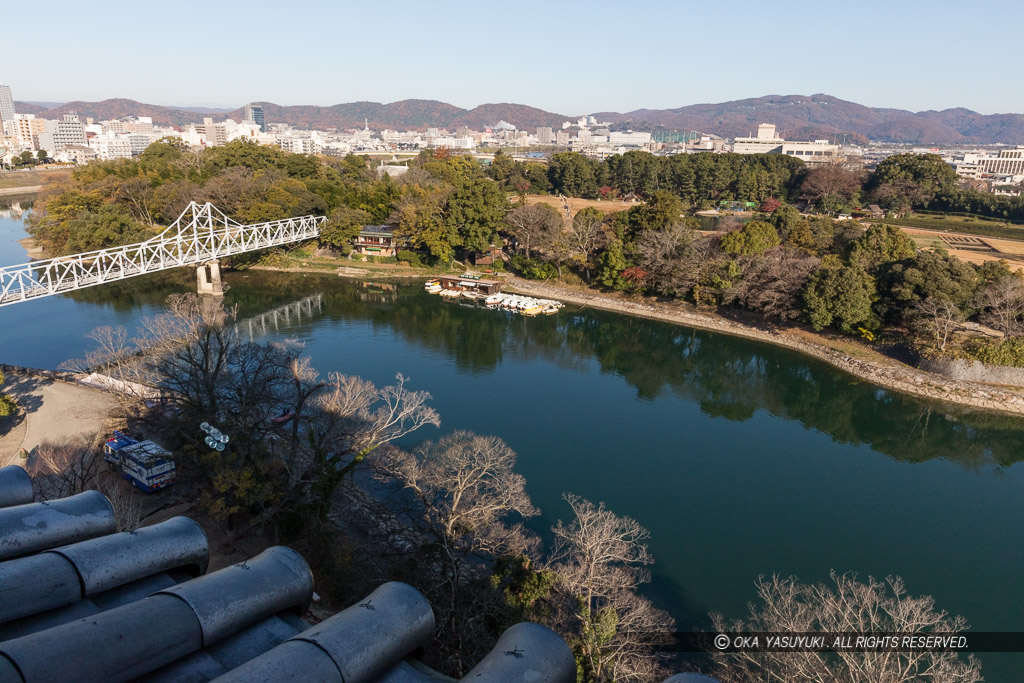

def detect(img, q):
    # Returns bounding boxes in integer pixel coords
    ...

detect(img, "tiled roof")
[0,465,578,682]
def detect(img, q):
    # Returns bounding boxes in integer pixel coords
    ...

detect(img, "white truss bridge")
[0,202,326,307]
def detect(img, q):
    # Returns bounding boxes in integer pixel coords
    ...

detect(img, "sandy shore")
[506,278,1024,417]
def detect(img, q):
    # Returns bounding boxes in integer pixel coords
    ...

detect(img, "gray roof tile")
[0,465,578,682]
[0,466,33,509]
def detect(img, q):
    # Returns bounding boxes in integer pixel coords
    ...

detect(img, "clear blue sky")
[10,0,1024,115]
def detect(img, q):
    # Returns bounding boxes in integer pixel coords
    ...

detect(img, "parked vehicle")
[103,431,176,493]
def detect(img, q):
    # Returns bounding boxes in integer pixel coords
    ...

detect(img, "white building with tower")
[732,123,839,164]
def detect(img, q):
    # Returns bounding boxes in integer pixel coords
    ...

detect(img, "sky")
[8,0,1024,115]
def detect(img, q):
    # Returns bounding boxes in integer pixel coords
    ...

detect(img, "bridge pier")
[197,260,224,296]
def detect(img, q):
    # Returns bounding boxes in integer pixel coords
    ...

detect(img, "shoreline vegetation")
[502,278,1024,416]
[11,231,1024,417]
[250,252,1024,417]
[246,246,1024,417]
[10,143,1024,419]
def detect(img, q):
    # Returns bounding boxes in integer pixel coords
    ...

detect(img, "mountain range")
[13,94,1024,145]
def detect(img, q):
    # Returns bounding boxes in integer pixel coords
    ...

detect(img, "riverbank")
[0,185,41,196]
[506,278,1024,417]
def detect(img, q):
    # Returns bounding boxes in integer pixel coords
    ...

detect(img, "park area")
[523,194,638,220]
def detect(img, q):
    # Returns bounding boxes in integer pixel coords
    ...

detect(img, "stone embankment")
[506,278,1024,417]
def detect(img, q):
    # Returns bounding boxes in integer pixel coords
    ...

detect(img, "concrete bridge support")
[196,260,224,296]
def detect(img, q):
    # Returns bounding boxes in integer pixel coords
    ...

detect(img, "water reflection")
[239,292,325,341]
[227,275,1023,470]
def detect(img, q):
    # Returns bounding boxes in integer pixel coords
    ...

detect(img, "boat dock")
[424,276,564,315]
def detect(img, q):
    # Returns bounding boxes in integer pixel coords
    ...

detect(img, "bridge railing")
[0,204,325,306]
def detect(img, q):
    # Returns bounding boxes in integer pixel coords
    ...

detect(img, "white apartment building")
[276,136,321,155]
[608,131,652,146]
[955,148,1024,182]
[126,133,155,155]
[53,145,98,164]
[200,118,227,146]
[227,121,263,142]
[780,140,840,162]
[37,114,87,153]
[536,127,553,144]
[426,136,474,149]
[977,147,1024,176]
[89,134,133,160]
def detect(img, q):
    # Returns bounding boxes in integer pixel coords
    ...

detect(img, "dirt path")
[0,374,117,467]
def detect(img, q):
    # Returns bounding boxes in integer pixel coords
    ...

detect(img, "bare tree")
[96,475,143,532]
[712,571,982,683]
[115,178,156,226]
[548,494,675,682]
[376,431,539,673]
[504,203,562,258]
[635,222,720,301]
[567,208,610,282]
[378,431,538,558]
[723,249,821,320]
[294,373,440,514]
[974,275,1024,336]
[912,297,965,351]
[280,352,327,469]
[801,162,862,215]
[28,434,104,500]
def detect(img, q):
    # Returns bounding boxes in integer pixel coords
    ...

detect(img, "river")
[2,207,1022,678]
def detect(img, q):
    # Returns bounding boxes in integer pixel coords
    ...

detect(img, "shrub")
[397,249,424,267]
[950,337,1024,368]
[509,254,557,280]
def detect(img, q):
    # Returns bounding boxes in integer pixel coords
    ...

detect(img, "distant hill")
[11,94,1024,144]
[451,103,567,130]
[226,100,469,130]
[13,102,51,115]
[28,99,207,127]
[596,94,1024,145]
[177,106,236,114]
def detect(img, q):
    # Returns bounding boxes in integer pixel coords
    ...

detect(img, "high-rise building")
[0,83,15,126]
[37,113,87,154]
[244,103,265,132]
[13,114,46,150]
[536,127,553,144]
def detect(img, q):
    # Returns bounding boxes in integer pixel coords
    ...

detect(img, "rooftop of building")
[0,463,580,683]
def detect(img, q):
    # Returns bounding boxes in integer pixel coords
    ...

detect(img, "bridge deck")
[0,202,325,306]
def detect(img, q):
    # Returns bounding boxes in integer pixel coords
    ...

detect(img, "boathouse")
[437,275,502,295]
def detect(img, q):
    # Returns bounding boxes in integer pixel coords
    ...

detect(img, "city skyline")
[10,0,1024,116]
